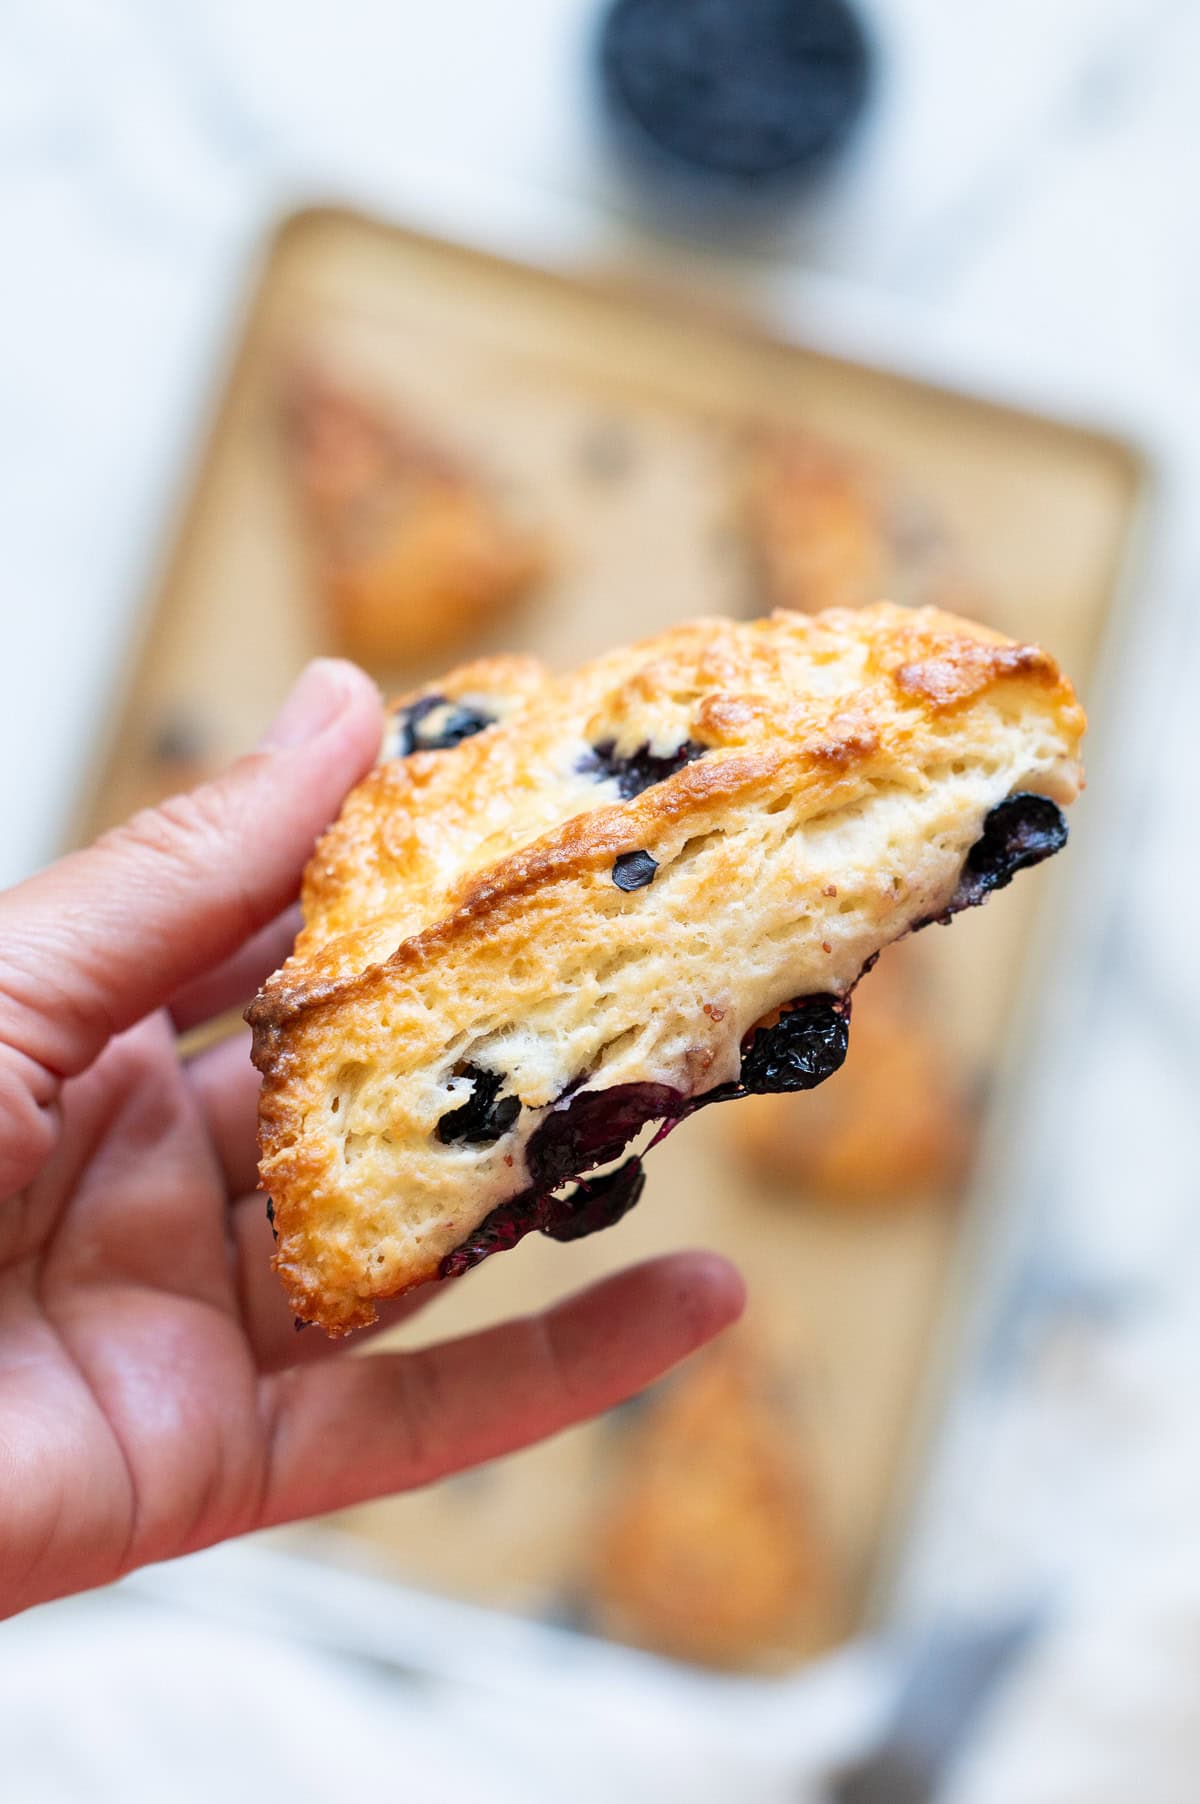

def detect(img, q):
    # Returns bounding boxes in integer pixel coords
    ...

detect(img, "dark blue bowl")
[596,0,874,216]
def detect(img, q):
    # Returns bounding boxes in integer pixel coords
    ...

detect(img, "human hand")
[0,660,743,1618]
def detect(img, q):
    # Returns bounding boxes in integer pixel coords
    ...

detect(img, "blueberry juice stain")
[437,1003,849,1280]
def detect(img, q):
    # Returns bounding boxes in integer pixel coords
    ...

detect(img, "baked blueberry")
[739,996,850,1093]
[956,793,1068,905]
[527,1081,683,1191]
[440,1155,654,1278]
[580,738,707,798]
[544,1157,648,1242]
[913,793,1071,931]
[436,1065,521,1145]
[612,850,658,890]
[392,695,496,756]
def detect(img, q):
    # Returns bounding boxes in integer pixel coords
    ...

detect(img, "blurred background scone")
[730,943,977,1207]
[738,428,978,616]
[282,363,548,666]
[587,1336,843,1667]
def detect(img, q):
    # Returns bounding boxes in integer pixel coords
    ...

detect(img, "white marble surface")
[2,2,1200,1798]
[4,0,1198,887]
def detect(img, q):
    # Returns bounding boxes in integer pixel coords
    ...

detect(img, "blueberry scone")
[248,603,1085,1333]
[282,365,546,666]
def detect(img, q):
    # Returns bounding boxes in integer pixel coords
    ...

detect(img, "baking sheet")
[76,205,1145,1667]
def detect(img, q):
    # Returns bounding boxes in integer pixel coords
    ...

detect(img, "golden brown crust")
[250,603,1084,1333]
[265,609,1075,1002]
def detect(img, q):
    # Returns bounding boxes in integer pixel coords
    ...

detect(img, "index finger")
[0,661,381,1089]
[255,1252,746,1527]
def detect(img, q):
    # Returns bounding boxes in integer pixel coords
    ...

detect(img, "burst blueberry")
[436,1065,521,1145]
[580,737,707,798]
[738,996,850,1093]
[957,792,1068,904]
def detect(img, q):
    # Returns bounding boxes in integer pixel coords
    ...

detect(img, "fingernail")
[259,660,351,751]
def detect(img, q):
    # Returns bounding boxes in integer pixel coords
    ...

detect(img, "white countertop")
[3,2,1200,1797]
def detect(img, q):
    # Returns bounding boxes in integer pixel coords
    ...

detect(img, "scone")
[282,365,546,665]
[730,944,974,1204]
[588,1339,836,1666]
[248,602,1085,1333]
[739,429,977,616]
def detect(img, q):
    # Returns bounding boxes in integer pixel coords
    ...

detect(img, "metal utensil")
[828,1609,1040,1804]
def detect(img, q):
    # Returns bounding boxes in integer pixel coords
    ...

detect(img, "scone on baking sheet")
[730,944,975,1207]
[248,602,1085,1335]
[739,429,978,616]
[281,364,547,666]
[587,1337,839,1667]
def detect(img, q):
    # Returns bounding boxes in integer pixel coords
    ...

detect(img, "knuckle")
[97,779,259,947]
[0,1046,56,1200]
[104,784,230,878]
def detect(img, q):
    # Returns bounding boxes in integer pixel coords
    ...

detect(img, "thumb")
[0,659,380,1173]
